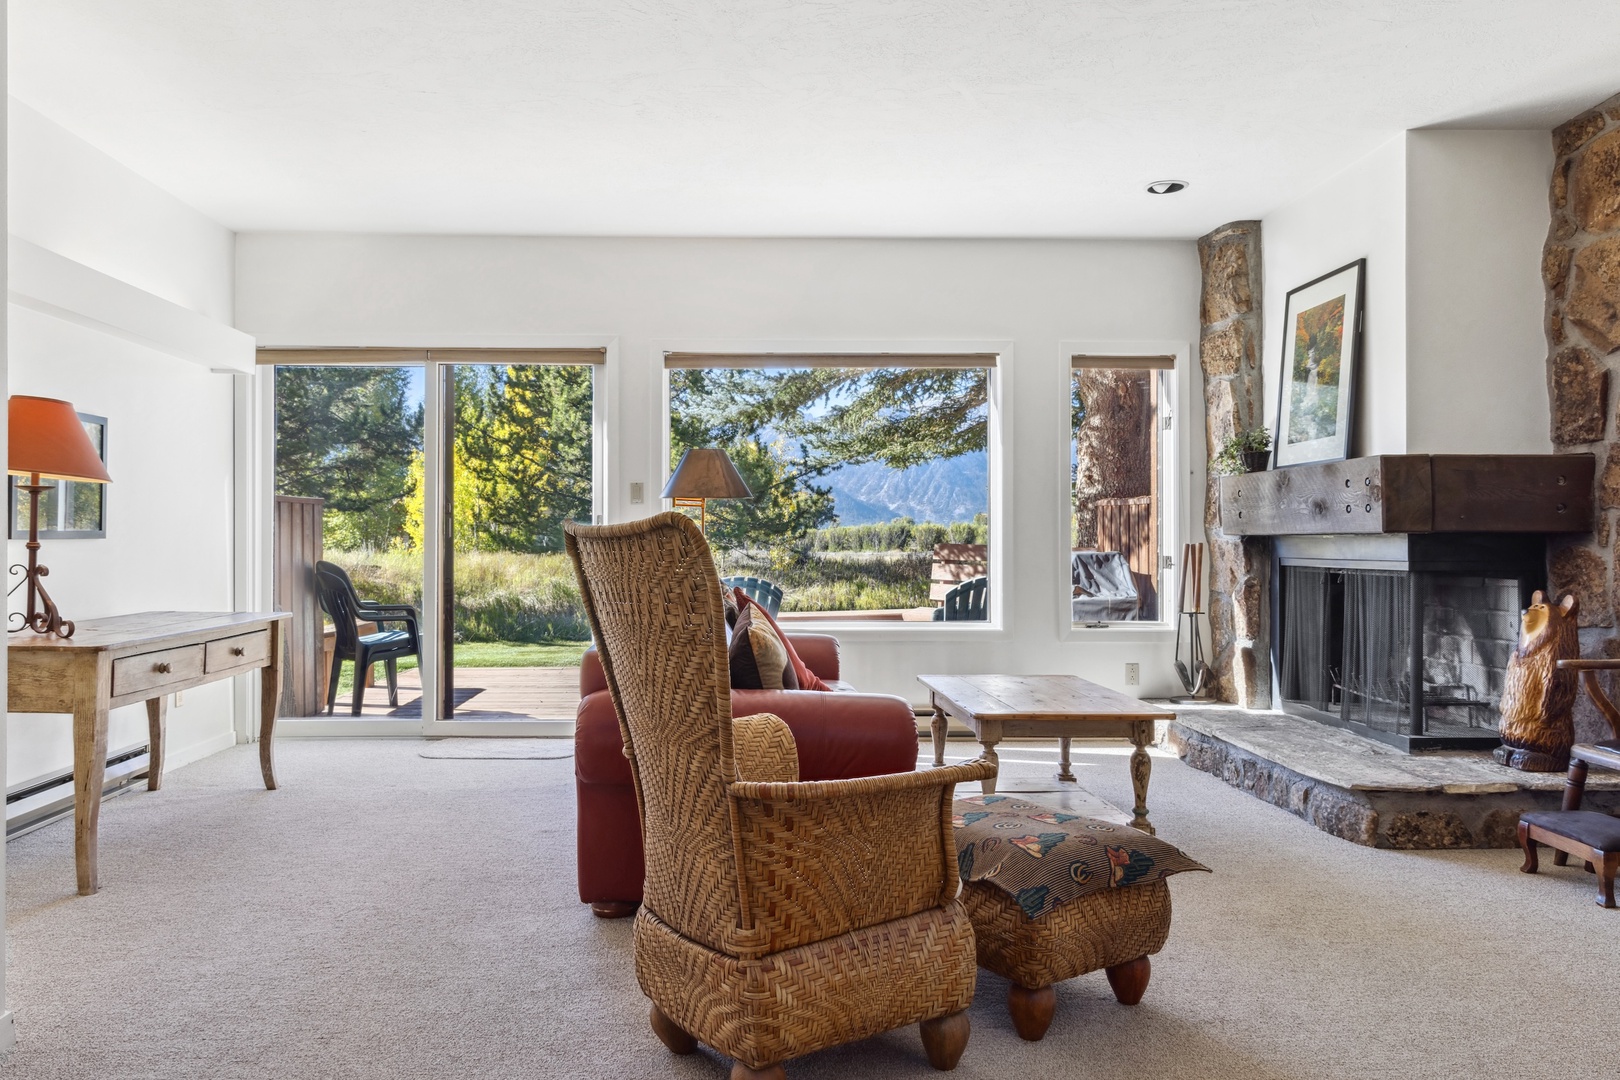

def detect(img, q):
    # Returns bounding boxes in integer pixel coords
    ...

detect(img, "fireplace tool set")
[1173,541,1214,700]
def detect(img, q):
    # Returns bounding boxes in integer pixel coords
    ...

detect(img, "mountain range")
[819,452,988,526]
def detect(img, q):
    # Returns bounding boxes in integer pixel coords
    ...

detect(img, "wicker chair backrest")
[564,512,742,951]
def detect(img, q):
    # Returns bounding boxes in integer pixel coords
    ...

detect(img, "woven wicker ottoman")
[952,796,1203,1042]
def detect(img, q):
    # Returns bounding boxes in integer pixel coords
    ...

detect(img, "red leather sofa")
[574,632,920,916]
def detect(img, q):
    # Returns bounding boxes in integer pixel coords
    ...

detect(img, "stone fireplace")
[1220,453,1595,753]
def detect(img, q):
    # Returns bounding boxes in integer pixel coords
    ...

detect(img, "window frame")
[655,338,1012,640]
[250,337,618,736]
[1058,340,1192,643]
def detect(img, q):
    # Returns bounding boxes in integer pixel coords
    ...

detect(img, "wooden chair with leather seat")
[1517,658,1620,907]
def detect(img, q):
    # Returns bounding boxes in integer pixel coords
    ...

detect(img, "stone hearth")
[1167,704,1620,848]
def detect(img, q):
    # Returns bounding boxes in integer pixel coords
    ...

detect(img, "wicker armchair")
[565,513,994,1080]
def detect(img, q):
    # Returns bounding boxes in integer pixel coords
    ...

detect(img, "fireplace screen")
[1280,566,1521,745]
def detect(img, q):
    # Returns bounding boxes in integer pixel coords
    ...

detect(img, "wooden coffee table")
[919,673,1175,834]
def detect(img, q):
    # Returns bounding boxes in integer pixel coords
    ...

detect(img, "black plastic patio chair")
[721,575,783,618]
[933,575,988,621]
[315,561,421,715]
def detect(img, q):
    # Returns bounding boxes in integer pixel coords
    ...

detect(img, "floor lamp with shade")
[661,448,753,535]
[8,395,111,639]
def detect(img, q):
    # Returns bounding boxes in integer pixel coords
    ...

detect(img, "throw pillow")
[727,604,799,691]
[952,796,1209,920]
[722,587,740,628]
[735,590,833,692]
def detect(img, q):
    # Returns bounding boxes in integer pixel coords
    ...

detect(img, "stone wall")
[1199,221,1273,707]
[1544,91,1620,742]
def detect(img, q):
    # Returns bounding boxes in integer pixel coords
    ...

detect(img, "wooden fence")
[273,496,324,717]
[1095,495,1158,619]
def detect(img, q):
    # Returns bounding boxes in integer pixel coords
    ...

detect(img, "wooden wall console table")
[8,611,289,895]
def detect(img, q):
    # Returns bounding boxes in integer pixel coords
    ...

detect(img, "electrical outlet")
[630,482,645,504]
[1125,663,1140,687]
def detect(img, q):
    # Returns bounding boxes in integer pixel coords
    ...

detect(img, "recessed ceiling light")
[1146,180,1189,195]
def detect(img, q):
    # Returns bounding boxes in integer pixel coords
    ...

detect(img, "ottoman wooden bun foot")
[1007,984,1056,1041]
[729,1063,786,1080]
[919,1010,970,1070]
[1105,956,1151,1005]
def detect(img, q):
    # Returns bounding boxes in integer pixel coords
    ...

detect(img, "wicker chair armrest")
[725,758,995,954]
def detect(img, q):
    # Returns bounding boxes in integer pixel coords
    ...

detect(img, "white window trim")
[1057,339,1193,644]
[653,337,1013,641]
[239,334,619,736]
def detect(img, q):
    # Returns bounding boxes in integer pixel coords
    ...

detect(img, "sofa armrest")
[579,647,607,697]
[784,633,839,681]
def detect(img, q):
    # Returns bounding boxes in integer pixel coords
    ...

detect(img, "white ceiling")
[11,1,1620,238]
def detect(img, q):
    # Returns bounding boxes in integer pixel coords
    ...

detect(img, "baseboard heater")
[6,745,150,840]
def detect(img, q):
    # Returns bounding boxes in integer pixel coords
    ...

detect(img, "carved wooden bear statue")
[1495,591,1580,772]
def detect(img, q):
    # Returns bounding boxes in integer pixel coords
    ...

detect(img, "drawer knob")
[231,647,245,656]
[153,662,172,674]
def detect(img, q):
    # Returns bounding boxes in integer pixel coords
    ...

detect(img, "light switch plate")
[630,482,644,504]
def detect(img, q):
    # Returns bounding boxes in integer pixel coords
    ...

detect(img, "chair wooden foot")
[590,900,638,919]
[649,1005,697,1055]
[919,1009,970,1070]
[729,1063,786,1080]
[1007,984,1055,1041]
[1106,956,1152,1005]
[1598,855,1619,908]
[1519,821,1539,874]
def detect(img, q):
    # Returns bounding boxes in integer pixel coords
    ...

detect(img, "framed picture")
[8,413,108,539]
[1274,259,1365,468]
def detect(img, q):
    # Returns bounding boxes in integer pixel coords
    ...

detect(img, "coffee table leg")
[980,736,1001,795]
[1057,737,1077,783]
[1129,720,1154,834]
[931,701,948,768]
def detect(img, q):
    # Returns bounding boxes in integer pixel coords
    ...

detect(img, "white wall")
[6,101,239,788]
[1262,134,1408,456]
[235,234,1202,701]
[1405,130,1552,454]
[1262,129,1554,459]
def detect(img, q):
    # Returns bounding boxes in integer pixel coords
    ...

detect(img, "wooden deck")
[779,607,938,623]
[309,666,582,721]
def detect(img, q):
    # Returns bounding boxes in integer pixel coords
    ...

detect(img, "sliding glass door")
[269,349,601,729]
[437,361,595,720]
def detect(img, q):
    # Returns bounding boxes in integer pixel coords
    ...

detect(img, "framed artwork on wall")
[8,412,108,539]
[1274,259,1365,468]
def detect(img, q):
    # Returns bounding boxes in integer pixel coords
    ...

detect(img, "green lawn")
[336,640,590,693]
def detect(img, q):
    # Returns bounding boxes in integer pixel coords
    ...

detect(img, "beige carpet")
[3,738,1615,1079]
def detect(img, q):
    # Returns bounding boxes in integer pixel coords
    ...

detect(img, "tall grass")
[807,517,989,553]
[330,549,592,643]
[332,538,946,634]
[716,549,932,612]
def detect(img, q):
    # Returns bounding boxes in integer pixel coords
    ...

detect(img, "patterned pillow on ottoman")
[952,795,1209,1042]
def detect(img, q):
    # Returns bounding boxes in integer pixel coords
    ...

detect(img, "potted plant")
[1214,428,1272,475]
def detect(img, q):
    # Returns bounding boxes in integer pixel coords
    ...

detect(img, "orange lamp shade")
[8,396,111,483]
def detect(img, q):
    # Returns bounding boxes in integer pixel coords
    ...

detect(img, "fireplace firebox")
[1275,534,1543,751]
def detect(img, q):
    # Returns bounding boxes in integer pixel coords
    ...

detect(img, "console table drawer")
[112,644,206,696]
[206,630,270,672]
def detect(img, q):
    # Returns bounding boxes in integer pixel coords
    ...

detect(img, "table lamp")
[8,395,111,638]
[661,448,753,535]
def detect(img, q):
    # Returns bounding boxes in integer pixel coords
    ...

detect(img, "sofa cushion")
[729,604,798,690]
[737,591,832,692]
